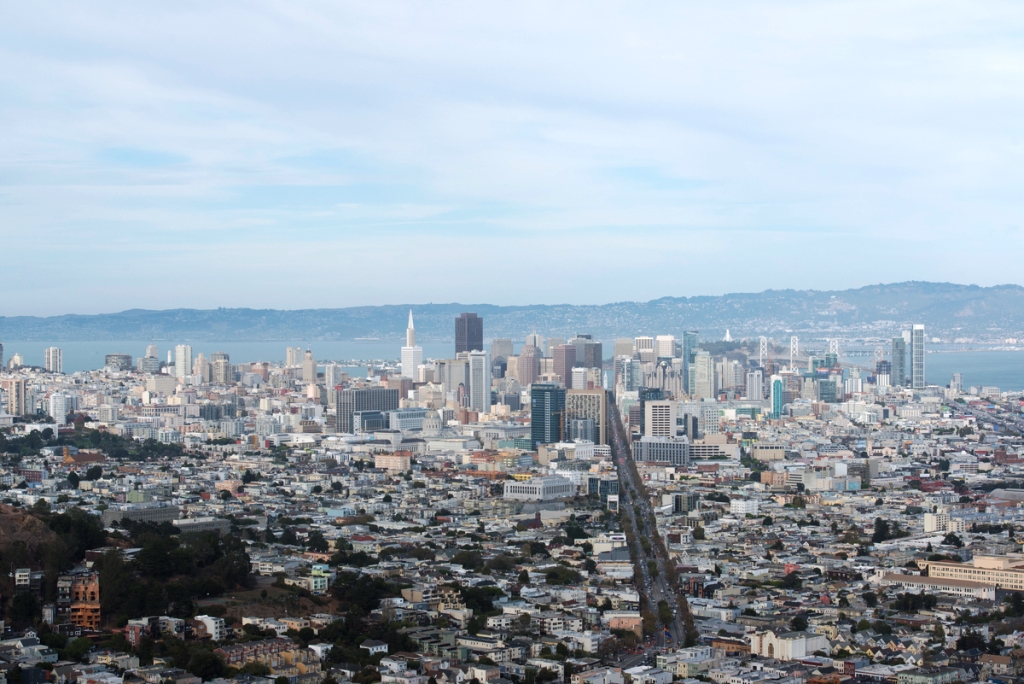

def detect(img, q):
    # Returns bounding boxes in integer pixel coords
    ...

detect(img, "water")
[0,340,455,373]
[6,340,1024,391]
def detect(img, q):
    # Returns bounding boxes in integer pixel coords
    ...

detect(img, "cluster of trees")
[872,518,910,544]
[0,427,184,462]
[891,592,939,613]
[97,523,254,624]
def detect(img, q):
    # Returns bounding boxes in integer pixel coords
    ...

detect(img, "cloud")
[1,1,1023,314]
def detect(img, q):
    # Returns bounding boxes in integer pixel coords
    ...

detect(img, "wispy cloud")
[1,1,1023,314]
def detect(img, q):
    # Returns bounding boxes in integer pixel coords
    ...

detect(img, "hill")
[1,281,1022,342]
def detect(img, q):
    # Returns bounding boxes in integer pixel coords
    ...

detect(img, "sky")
[2,1,1024,316]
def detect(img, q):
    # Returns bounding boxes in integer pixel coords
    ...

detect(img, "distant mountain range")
[2,282,1023,343]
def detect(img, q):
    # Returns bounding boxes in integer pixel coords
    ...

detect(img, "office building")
[682,331,699,390]
[912,324,926,388]
[0,342,4,368]
[543,337,563,357]
[745,370,763,401]
[49,394,68,422]
[566,389,607,445]
[690,350,713,399]
[634,336,655,363]
[644,400,677,437]
[503,476,574,501]
[335,387,400,434]
[138,355,161,374]
[875,360,891,388]
[491,338,514,364]
[44,347,63,374]
[193,353,211,383]
[174,345,193,380]
[951,373,963,392]
[552,344,576,387]
[613,338,635,358]
[401,311,423,379]
[212,359,234,385]
[531,383,565,447]
[455,313,483,354]
[570,334,603,369]
[301,350,316,384]
[770,375,784,417]
[919,555,1024,592]
[468,350,491,412]
[655,335,676,360]
[637,387,664,435]
[6,379,27,416]
[517,345,540,386]
[635,436,690,466]
[286,346,302,367]
[891,336,907,387]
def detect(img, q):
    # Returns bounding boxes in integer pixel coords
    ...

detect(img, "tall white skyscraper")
[49,394,68,421]
[634,336,655,363]
[745,370,763,401]
[467,350,491,413]
[174,344,193,379]
[691,350,714,399]
[655,335,676,359]
[911,324,926,389]
[401,310,423,379]
[44,347,62,374]
[146,344,159,359]
[286,346,302,367]
[302,350,317,383]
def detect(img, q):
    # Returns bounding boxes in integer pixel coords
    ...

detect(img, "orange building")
[68,572,101,630]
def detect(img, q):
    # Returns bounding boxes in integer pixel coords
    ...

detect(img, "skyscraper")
[771,376,784,417]
[891,337,906,387]
[286,346,302,367]
[634,337,655,363]
[401,311,423,379]
[565,389,607,444]
[302,350,317,384]
[516,345,540,386]
[6,379,27,416]
[146,344,159,359]
[613,339,635,358]
[174,345,193,379]
[490,338,514,364]
[682,331,699,391]
[745,370,763,401]
[335,387,399,433]
[455,313,483,354]
[44,347,63,374]
[690,349,713,399]
[655,335,676,360]
[0,342,4,369]
[552,344,576,388]
[912,324,926,389]
[531,383,565,447]
[468,350,491,412]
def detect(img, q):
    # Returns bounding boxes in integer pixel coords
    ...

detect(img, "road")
[608,402,690,653]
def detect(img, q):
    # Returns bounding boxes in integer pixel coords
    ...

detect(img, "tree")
[762,516,774,526]
[790,615,808,632]
[872,517,890,544]
[518,570,530,585]
[692,526,706,540]
[933,623,946,644]
[943,532,963,548]
[84,465,102,480]
[780,572,802,589]
[68,471,80,488]
[219,490,232,501]
[862,592,878,608]
[957,628,986,652]
[383,494,392,503]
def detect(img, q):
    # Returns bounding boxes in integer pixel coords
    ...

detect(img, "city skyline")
[3,3,1024,314]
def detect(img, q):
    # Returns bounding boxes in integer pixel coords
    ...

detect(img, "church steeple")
[406,310,416,347]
